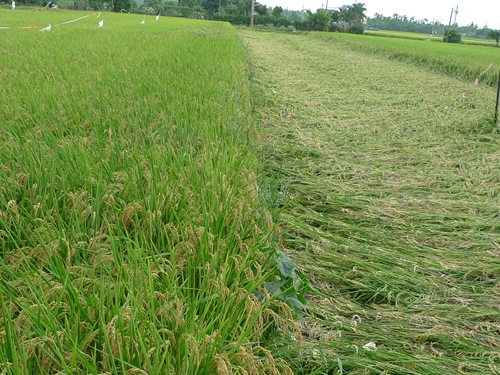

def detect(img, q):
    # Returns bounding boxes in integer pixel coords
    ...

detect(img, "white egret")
[98,19,104,28]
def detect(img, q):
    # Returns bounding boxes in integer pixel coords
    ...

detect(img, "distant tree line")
[13,0,366,32]
[366,13,498,41]
[11,0,500,44]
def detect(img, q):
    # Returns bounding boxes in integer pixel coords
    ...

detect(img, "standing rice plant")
[0,11,294,374]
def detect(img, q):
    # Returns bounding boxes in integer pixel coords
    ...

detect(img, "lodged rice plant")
[0,10,296,374]
[241,28,499,374]
[312,31,500,86]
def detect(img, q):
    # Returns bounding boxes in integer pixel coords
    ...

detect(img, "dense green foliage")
[305,9,331,32]
[444,28,462,43]
[487,29,500,46]
[113,0,133,11]
[367,13,495,39]
[0,10,295,374]
[331,2,366,34]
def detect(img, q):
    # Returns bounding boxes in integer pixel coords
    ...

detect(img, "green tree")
[271,6,283,19]
[237,0,252,15]
[487,29,500,47]
[444,28,462,43]
[202,0,226,15]
[113,0,132,11]
[333,3,366,34]
[254,2,268,16]
[182,0,204,5]
[349,2,366,22]
[306,9,331,31]
[87,0,103,10]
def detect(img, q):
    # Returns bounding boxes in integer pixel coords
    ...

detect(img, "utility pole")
[453,5,458,26]
[445,6,453,42]
[250,0,255,27]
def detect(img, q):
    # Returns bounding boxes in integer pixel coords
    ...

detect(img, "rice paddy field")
[364,30,444,42]
[240,28,499,374]
[0,9,296,374]
[364,29,498,47]
[1,8,499,375]
[314,31,500,87]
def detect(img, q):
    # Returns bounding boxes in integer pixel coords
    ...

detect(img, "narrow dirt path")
[240,29,500,374]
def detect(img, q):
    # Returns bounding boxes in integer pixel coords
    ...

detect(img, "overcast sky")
[259,0,500,29]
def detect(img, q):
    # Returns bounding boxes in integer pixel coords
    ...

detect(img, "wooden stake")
[250,0,255,27]
[495,70,500,126]
[473,62,495,84]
